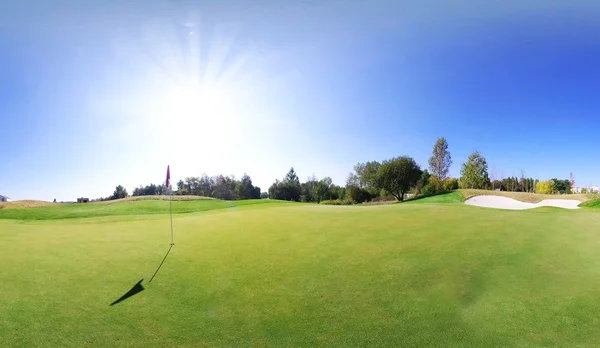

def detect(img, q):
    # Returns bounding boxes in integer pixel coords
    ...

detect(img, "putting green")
[2,198,600,347]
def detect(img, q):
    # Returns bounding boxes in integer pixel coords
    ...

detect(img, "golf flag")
[166,165,170,188]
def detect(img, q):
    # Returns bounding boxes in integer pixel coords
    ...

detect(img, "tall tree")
[301,175,318,202]
[315,177,333,202]
[428,137,452,190]
[569,172,576,190]
[354,161,381,195]
[415,169,431,194]
[269,168,302,201]
[375,156,422,201]
[236,173,260,200]
[112,185,129,200]
[551,178,571,194]
[490,166,498,190]
[460,151,490,189]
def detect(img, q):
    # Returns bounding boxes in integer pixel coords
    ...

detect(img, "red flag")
[166,165,171,188]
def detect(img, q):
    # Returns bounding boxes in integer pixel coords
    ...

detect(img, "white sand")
[464,195,582,210]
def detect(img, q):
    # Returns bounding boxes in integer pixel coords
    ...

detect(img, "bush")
[346,185,373,204]
[370,193,396,202]
[421,183,438,195]
[444,178,459,190]
[320,199,353,205]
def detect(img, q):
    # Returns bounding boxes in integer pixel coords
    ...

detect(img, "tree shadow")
[110,279,145,306]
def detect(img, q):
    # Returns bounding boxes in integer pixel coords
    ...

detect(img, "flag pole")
[170,185,174,246]
[166,165,174,246]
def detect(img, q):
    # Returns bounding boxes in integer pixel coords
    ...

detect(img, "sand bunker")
[465,195,582,210]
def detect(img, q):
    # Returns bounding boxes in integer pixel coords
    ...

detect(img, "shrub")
[429,176,443,192]
[320,199,353,205]
[581,188,588,194]
[421,183,438,195]
[346,185,373,204]
[444,178,459,190]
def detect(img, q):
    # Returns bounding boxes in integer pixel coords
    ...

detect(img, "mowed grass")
[2,200,600,347]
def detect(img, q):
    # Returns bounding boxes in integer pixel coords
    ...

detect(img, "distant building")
[0,195,11,202]
[591,186,599,193]
[572,186,582,194]
[77,197,90,203]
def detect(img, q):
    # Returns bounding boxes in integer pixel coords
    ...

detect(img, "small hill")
[94,195,213,204]
[0,198,292,220]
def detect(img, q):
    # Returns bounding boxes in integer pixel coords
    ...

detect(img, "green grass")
[2,199,600,347]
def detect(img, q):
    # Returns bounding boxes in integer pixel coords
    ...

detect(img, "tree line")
[99,137,589,203]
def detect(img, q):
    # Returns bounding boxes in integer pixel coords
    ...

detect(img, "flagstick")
[169,186,174,246]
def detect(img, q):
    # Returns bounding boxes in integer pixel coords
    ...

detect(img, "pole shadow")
[110,279,145,306]
[109,245,173,306]
[149,244,173,283]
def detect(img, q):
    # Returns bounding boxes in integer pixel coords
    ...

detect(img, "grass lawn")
[2,198,600,347]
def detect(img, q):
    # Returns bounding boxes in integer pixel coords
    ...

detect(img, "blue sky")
[1,0,600,201]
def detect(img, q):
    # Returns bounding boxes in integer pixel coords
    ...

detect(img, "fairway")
[2,198,600,347]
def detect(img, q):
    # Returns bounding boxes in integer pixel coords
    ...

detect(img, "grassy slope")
[0,198,291,220]
[580,199,600,208]
[404,191,465,204]
[3,201,600,347]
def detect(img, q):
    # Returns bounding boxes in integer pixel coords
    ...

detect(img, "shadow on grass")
[110,245,174,306]
[110,279,145,306]
[149,244,173,283]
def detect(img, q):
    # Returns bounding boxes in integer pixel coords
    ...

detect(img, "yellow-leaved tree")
[536,180,555,194]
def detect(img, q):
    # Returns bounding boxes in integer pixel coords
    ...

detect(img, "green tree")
[212,175,237,200]
[269,168,302,201]
[198,175,214,197]
[354,161,381,196]
[536,180,555,194]
[415,169,431,195]
[428,137,452,191]
[459,151,489,189]
[492,180,504,191]
[236,173,260,200]
[112,185,128,200]
[301,175,318,202]
[315,177,333,202]
[551,178,571,194]
[375,156,422,201]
